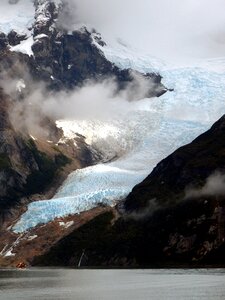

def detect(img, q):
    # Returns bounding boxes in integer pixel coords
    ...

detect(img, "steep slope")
[33,115,225,267]
[0,88,93,220]
[0,0,165,94]
[125,115,225,211]
[0,0,166,219]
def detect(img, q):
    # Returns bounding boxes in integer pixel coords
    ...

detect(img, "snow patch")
[30,135,37,141]
[59,221,74,229]
[10,36,34,56]
[27,235,38,241]
[4,249,15,257]
[34,33,48,40]
[1,235,23,257]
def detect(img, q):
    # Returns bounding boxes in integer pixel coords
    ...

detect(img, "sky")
[68,0,225,62]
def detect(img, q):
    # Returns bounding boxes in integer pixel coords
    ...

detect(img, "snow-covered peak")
[92,34,167,74]
[0,1,64,36]
[10,36,34,56]
[34,0,63,33]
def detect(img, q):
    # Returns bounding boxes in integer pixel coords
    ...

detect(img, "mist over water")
[1,269,225,300]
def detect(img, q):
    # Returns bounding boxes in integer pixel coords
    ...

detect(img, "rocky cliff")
[0,0,166,222]
[0,0,166,95]
[125,115,225,211]
[0,87,94,222]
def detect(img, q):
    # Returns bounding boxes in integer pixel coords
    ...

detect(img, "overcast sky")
[69,0,225,62]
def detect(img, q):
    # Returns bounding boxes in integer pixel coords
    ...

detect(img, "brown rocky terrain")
[0,86,96,224]
[0,206,114,267]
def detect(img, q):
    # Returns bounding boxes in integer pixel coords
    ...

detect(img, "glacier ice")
[0,0,34,35]
[13,43,225,233]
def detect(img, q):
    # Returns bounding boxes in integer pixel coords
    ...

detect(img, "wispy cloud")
[185,171,225,199]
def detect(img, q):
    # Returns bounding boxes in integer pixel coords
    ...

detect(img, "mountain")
[0,0,225,268]
[0,0,166,216]
[125,115,225,211]
[1,0,166,94]
[0,0,168,267]
[32,116,225,267]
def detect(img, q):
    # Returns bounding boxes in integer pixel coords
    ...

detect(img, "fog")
[185,172,225,199]
[65,0,225,62]
[6,73,156,137]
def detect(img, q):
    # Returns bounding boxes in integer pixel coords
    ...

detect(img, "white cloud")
[65,0,225,62]
[185,172,225,198]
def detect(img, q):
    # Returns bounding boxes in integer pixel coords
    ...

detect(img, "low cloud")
[122,198,159,221]
[2,70,156,138]
[185,172,225,199]
[61,0,225,62]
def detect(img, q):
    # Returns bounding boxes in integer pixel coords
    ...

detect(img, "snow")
[0,245,8,256]
[4,250,15,257]
[13,42,225,233]
[27,235,38,241]
[1,235,23,257]
[30,135,37,141]
[59,221,74,229]
[35,0,62,28]
[10,36,34,56]
[34,33,48,40]
[93,38,166,74]
[0,0,34,35]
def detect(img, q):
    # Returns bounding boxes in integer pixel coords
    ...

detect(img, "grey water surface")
[0,268,225,300]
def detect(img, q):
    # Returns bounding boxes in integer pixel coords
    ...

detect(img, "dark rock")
[0,0,166,225]
[8,30,27,46]
[0,32,8,51]
[125,115,225,212]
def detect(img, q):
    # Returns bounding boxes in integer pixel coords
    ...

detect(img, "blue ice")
[13,44,225,233]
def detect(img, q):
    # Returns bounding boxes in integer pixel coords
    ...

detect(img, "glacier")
[13,42,225,233]
[0,0,34,35]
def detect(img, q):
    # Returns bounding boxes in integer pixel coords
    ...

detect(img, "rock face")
[1,0,166,95]
[0,33,8,51]
[8,30,27,46]
[0,89,93,220]
[31,26,165,96]
[32,116,225,267]
[125,115,225,211]
[0,0,166,220]
[0,206,112,268]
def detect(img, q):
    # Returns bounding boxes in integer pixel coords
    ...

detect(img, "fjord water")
[0,269,225,299]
